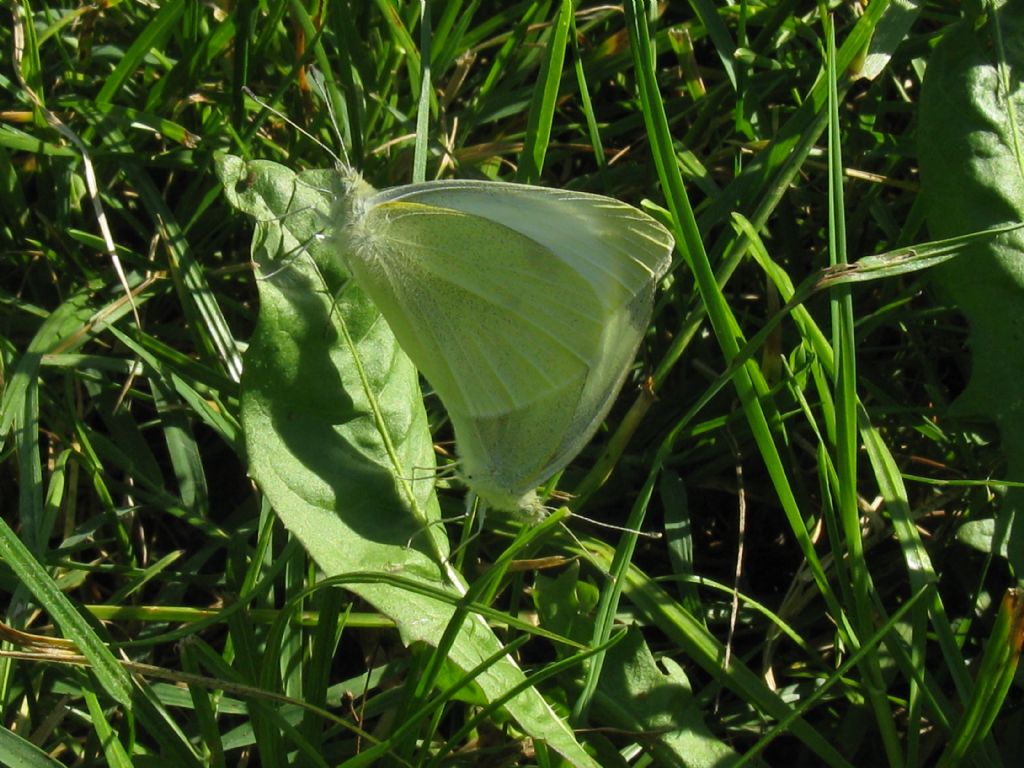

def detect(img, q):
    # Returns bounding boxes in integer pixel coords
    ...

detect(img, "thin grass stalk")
[825,21,902,765]
[623,0,842,650]
[519,0,572,183]
[412,0,431,183]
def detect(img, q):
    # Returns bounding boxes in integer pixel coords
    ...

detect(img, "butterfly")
[333,168,674,514]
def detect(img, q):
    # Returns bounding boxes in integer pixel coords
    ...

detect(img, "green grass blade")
[0,726,64,768]
[95,3,186,105]
[0,518,133,705]
[826,19,902,766]
[518,0,572,183]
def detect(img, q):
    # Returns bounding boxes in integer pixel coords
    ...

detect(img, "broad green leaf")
[217,154,444,574]
[598,628,746,768]
[535,568,743,767]
[957,518,1010,559]
[919,0,1024,573]
[216,154,602,768]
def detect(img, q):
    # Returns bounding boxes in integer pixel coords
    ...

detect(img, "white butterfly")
[333,168,674,514]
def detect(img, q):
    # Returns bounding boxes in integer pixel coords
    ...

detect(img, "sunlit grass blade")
[937,589,1024,767]
[518,0,572,183]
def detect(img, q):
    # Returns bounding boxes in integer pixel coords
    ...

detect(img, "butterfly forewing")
[374,180,673,290]
[344,198,602,419]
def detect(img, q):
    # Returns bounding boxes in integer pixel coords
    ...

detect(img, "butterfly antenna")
[536,511,655,583]
[520,509,617,582]
[242,86,341,166]
[549,488,661,538]
[307,69,352,169]
[567,510,662,539]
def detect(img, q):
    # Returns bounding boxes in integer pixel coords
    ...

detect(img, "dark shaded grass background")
[0,1,1019,766]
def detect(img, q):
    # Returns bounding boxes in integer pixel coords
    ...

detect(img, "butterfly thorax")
[331,167,381,273]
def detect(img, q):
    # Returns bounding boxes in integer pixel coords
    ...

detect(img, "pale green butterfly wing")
[342,199,601,416]
[336,174,674,511]
[340,199,596,508]
[404,184,676,508]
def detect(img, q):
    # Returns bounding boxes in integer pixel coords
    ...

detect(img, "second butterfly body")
[334,169,674,514]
